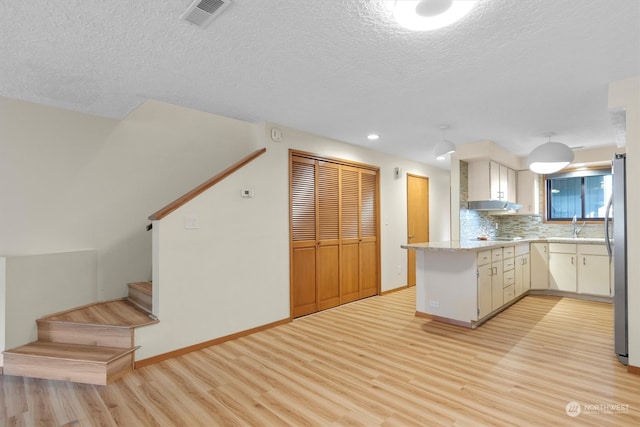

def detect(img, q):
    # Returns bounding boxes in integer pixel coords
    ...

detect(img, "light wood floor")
[2,288,639,426]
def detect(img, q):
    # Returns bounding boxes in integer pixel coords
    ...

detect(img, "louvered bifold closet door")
[359,170,379,298]
[340,166,361,304]
[317,161,341,310]
[291,156,318,317]
[290,151,380,317]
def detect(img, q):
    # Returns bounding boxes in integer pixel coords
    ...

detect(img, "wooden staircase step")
[3,341,137,385]
[37,320,134,348]
[42,299,157,327]
[127,281,153,314]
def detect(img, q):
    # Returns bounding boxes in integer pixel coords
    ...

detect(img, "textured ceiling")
[1,0,639,168]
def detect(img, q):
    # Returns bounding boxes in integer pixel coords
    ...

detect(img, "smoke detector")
[181,0,232,28]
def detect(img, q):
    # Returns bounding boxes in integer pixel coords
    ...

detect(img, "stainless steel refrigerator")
[605,153,627,365]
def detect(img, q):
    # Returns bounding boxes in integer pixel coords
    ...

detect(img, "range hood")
[468,200,522,211]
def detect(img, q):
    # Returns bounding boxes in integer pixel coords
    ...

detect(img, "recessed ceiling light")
[391,0,478,31]
[367,134,380,140]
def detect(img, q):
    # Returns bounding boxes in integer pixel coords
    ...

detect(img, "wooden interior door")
[407,174,429,287]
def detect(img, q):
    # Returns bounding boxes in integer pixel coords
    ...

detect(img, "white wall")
[136,122,451,360]
[609,76,640,367]
[0,97,257,302]
[1,250,98,366]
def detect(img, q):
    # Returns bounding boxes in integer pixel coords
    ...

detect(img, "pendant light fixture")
[434,125,456,160]
[392,0,478,31]
[527,132,574,174]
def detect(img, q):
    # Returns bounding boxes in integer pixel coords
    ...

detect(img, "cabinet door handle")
[408,235,415,239]
[583,257,586,265]
[571,256,574,265]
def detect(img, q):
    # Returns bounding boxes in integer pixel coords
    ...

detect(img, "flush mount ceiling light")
[367,133,380,140]
[527,132,574,174]
[392,0,478,31]
[434,125,456,160]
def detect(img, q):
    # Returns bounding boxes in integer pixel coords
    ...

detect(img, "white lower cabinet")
[547,243,611,295]
[477,250,492,319]
[530,243,549,289]
[577,244,611,296]
[503,246,515,305]
[491,249,504,311]
[474,242,609,324]
[549,243,577,292]
[514,244,530,296]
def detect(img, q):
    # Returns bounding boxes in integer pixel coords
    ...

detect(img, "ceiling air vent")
[181,0,231,28]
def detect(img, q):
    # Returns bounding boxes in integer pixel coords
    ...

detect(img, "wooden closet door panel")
[292,246,317,317]
[317,162,340,309]
[360,170,378,297]
[317,246,340,310]
[340,166,360,303]
[341,243,360,303]
[291,157,317,316]
[291,157,316,243]
[360,241,378,298]
[360,171,377,238]
[340,167,359,242]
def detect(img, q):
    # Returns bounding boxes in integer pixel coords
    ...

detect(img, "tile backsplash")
[460,209,607,241]
[459,161,608,241]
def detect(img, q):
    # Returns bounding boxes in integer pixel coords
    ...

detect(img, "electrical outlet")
[429,300,439,308]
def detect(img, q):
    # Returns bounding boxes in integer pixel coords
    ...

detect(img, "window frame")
[544,166,612,223]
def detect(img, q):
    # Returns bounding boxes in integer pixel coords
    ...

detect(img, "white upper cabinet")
[517,169,540,215]
[468,160,516,203]
[507,167,517,203]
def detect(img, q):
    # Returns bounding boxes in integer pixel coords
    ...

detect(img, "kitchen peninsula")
[402,238,609,328]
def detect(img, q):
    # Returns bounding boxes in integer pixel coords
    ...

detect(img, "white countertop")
[402,237,606,252]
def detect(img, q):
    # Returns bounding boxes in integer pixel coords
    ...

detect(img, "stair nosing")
[3,343,139,364]
[37,318,134,329]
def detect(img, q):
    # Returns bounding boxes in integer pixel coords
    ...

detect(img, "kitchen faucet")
[572,215,585,238]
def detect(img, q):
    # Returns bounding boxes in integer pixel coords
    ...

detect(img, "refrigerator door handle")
[605,194,613,261]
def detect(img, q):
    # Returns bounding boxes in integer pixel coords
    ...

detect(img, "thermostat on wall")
[184,214,199,229]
